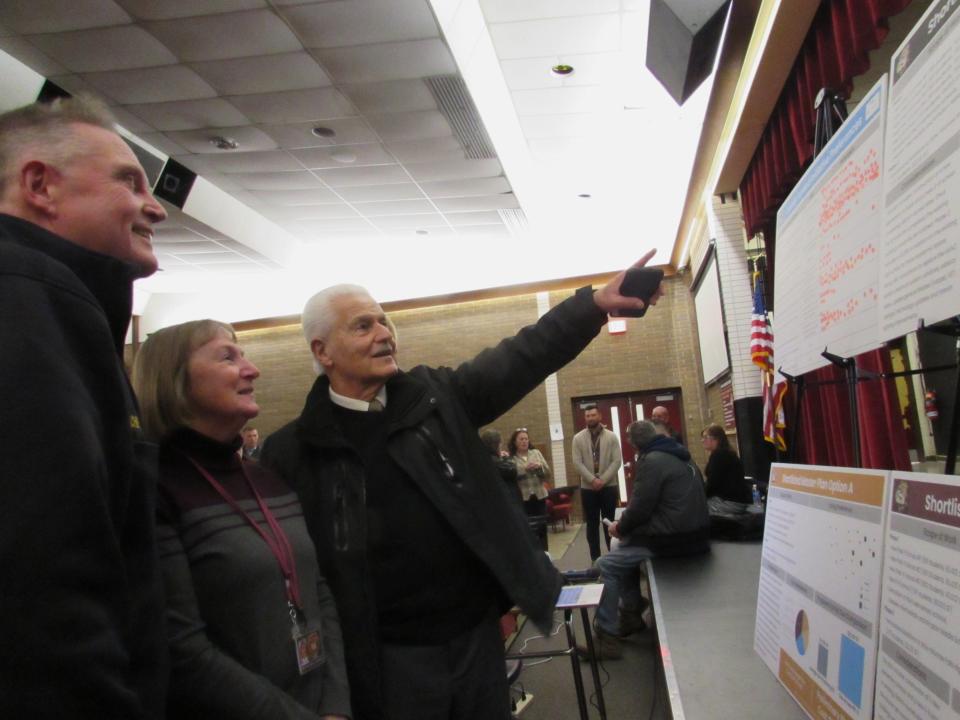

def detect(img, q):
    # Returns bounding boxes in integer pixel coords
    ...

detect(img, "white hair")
[301,284,370,375]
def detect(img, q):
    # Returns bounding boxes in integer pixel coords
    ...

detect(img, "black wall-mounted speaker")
[646,0,730,106]
[154,158,197,209]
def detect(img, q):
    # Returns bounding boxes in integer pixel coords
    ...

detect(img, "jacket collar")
[0,213,138,354]
[296,369,434,448]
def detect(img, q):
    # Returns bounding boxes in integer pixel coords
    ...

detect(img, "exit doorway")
[571,388,685,501]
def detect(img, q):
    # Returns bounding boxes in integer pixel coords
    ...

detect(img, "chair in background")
[546,487,576,531]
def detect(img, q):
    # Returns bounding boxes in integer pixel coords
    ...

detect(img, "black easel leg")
[945,343,960,475]
[847,362,862,469]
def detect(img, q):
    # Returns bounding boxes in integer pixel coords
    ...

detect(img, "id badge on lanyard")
[185,454,326,675]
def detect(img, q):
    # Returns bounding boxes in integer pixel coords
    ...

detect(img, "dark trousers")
[379,612,511,720]
[582,485,619,561]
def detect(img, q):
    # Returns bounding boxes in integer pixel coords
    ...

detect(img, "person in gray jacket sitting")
[590,420,709,658]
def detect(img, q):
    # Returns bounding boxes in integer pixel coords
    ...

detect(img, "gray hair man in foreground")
[263,252,663,720]
[0,96,168,717]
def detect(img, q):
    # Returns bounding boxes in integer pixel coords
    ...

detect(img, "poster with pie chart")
[756,464,889,720]
[795,610,810,655]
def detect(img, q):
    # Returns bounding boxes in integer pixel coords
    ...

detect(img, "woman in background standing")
[508,427,551,517]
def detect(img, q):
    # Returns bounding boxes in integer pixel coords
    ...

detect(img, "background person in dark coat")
[701,424,752,504]
[263,252,664,720]
[0,96,169,718]
[592,420,710,658]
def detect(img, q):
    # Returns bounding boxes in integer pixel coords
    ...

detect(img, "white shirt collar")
[328,385,387,412]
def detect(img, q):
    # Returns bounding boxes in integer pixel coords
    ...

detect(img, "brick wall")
[234,275,711,475]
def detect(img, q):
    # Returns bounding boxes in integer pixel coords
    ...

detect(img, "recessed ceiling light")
[311,126,336,138]
[415,229,429,235]
[578,193,591,198]
[551,64,575,76]
[210,136,239,150]
[330,148,357,164]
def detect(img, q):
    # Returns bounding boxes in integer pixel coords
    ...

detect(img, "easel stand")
[920,318,960,474]
[814,88,848,156]
[822,350,863,468]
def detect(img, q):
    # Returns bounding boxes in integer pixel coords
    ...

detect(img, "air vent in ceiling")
[424,75,496,160]
[498,208,528,238]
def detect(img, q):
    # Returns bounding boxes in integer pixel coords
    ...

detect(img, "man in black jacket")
[263,256,663,720]
[591,420,710,658]
[0,97,168,717]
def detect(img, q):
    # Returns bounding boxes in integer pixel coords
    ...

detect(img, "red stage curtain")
[789,349,911,470]
[739,0,914,237]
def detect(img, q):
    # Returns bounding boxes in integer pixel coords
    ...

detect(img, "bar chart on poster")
[880,0,960,338]
[773,78,887,376]
[874,471,960,720]
[755,464,890,720]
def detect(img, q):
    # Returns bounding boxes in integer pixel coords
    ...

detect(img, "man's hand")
[607,521,621,539]
[593,249,664,315]
[590,477,604,491]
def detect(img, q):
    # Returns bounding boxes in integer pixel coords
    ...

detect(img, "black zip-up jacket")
[0,214,168,718]
[263,286,607,720]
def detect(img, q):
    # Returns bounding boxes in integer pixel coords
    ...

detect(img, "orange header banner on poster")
[770,465,886,508]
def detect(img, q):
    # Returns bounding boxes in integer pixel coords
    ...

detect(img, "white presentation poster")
[774,78,887,376]
[756,464,890,720]
[881,0,960,338]
[874,471,960,719]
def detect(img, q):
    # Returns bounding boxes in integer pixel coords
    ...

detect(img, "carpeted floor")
[507,524,669,720]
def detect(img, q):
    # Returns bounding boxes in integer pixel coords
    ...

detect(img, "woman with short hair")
[132,319,349,719]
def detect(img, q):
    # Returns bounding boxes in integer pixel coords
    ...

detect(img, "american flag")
[751,273,786,450]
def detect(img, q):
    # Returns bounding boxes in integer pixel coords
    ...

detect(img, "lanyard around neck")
[184,455,303,611]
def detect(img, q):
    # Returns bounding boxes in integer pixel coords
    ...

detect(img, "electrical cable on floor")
[510,618,564,668]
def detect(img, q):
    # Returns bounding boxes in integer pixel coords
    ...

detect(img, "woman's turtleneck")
[164,426,243,469]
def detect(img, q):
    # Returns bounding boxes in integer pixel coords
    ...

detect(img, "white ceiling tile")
[259,118,379,149]
[109,105,154,133]
[177,149,298,175]
[383,137,464,163]
[500,52,619,90]
[314,39,455,84]
[144,9,301,62]
[153,225,208,243]
[480,0,620,23]
[125,98,250,131]
[372,213,447,230]
[0,37,66,75]
[388,226,458,239]
[433,195,520,212]
[405,158,502,183]
[294,227,383,243]
[291,217,374,232]
[335,183,425,203]
[365,110,452,142]
[289,144,394,170]
[46,73,103,97]
[355,199,437,216]
[135,132,190,157]
[229,87,355,124]
[191,52,331,95]
[0,0,131,34]
[281,0,437,49]
[443,210,504,226]
[316,165,409,188]
[488,15,621,60]
[29,25,178,72]
[82,65,216,105]
[258,203,360,221]
[116,0,266,20]
[455,224,510,239]
[420,177,511,198]
[511,86,619,116]
[254,188,341,205]
[231,170,326,191]
[164,127,279,155]
[341,79,436,114]
[520,112,616,139]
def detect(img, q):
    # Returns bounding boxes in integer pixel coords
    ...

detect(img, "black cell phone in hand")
[611,267,664,317]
